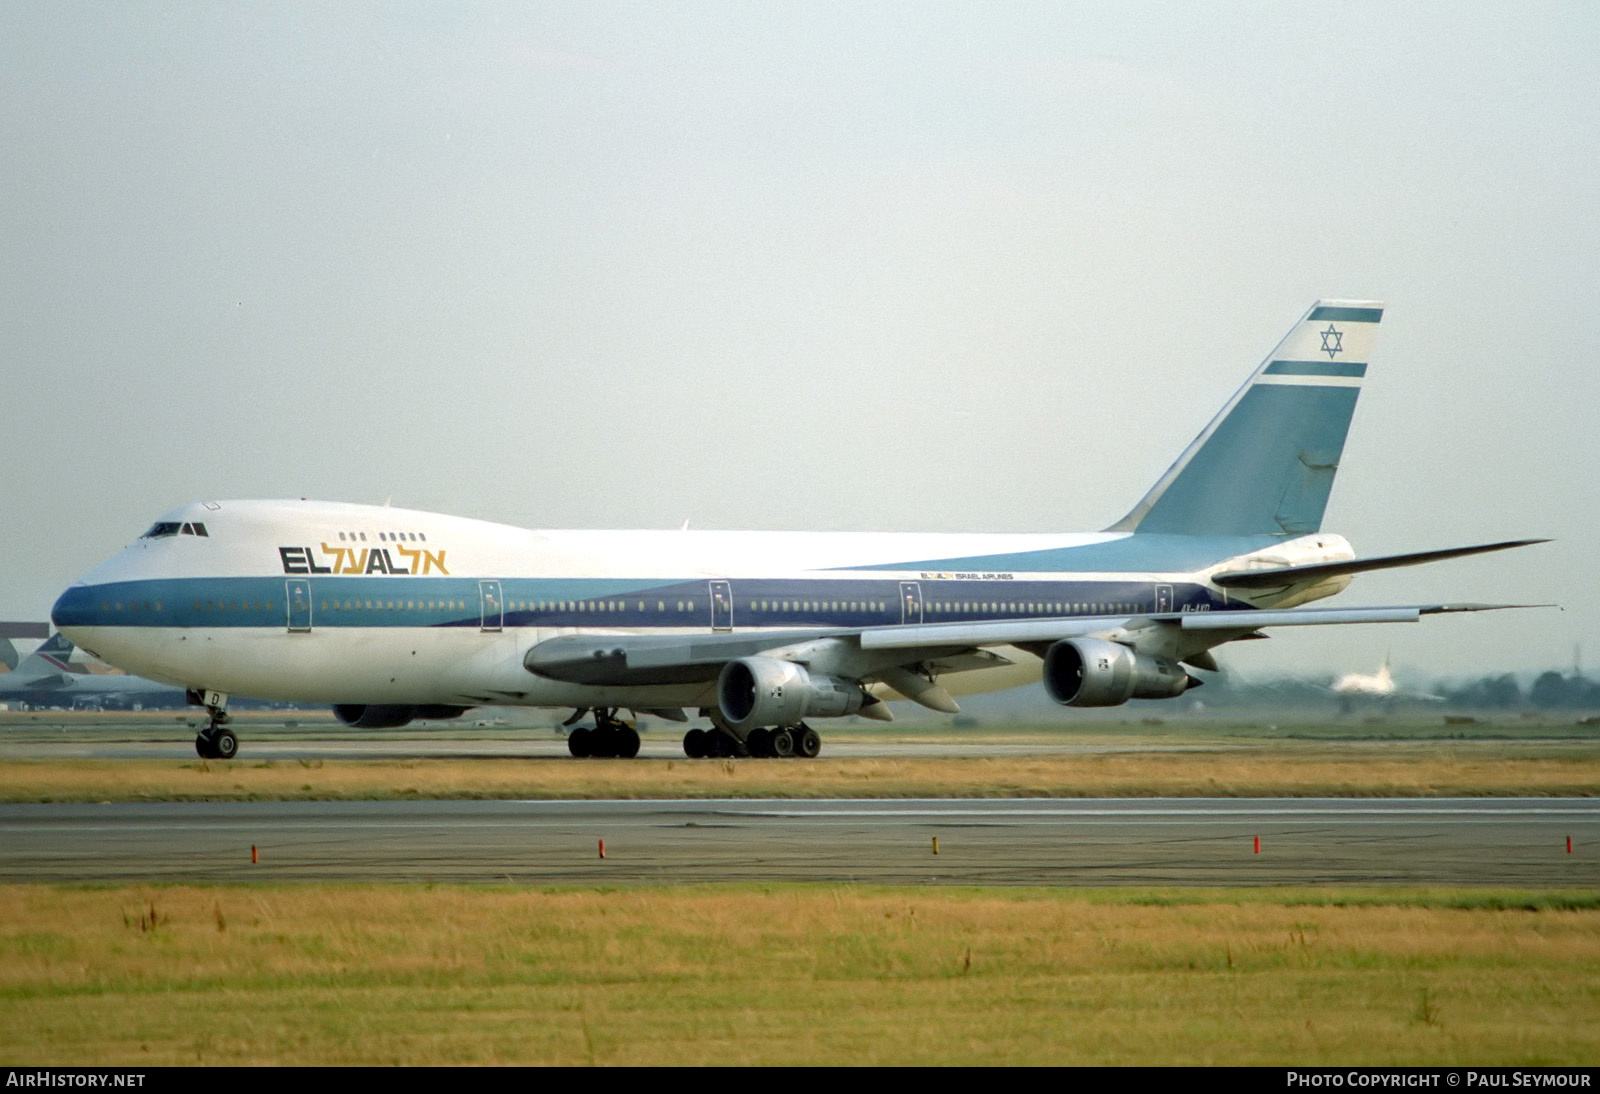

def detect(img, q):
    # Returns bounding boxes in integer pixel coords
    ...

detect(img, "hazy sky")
[3,3,1596,682]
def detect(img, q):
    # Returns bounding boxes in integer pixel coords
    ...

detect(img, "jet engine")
[717,657,863,733]
[1042,637,1194,707]
[331,704,469,728]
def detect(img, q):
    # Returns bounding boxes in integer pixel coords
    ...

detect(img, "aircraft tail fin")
[13,633,80,678]
[1109,300,1383,537]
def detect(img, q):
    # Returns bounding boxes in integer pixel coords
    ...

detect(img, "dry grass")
[1,747,1597,802]
[1,884,1597,1065]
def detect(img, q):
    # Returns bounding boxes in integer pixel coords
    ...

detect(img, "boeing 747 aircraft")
[54,300,1542,759]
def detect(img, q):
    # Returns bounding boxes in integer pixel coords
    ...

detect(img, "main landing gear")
[187,689,238,760]
[566,708,641,759]
[681,723,822,759]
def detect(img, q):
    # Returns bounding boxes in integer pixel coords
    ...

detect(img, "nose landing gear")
[188,689,237,760]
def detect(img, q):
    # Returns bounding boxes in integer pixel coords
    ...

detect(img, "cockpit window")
[141,521,209,539]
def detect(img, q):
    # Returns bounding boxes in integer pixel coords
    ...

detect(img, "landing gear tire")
[769,728,795,758]
[191,690,234,759]
[796,726,821,759]
[570,716,641,759]
[683,728,708,758]
[608,725,641,759]
[706,730,742,758]
[194,726,237,760]
[746,727,772,758]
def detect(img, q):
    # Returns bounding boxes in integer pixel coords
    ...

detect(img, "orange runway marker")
[598,838,606,859]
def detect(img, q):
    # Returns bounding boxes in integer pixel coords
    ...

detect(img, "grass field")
[2,884,1597,1066]
[2,713,1598,801]
[4,718,1595,1065]
[1,745,1597,802]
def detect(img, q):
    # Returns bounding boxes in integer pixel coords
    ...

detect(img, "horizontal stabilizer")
[1212,539,1549,589]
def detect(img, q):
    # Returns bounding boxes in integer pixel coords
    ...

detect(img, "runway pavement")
[2,798,1595,886]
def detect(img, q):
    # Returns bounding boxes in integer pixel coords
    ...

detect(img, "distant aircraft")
[54,300,1544,760]
[1330,654,1443,706]
[1332,656,1400,698]
[0,633,187,711]
[0,621,50,673]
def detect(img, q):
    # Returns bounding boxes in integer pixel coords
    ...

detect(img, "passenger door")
[286,579,312,633]
[899,581,923,624]
[710,580,733,631]
[479,580,504,633]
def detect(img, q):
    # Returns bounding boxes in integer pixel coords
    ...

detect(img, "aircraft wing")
[524,602,1538,689]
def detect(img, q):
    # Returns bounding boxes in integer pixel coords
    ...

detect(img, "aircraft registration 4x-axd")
[54,300,1543,760]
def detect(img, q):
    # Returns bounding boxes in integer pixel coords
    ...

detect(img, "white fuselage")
[54,499,1350,713]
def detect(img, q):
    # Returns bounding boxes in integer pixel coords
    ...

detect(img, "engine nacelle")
[332,704,471,728]
[1042,638,1193,707]
[717,657,863,733]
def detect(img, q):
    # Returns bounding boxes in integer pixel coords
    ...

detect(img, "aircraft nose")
[51,583,94,633]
